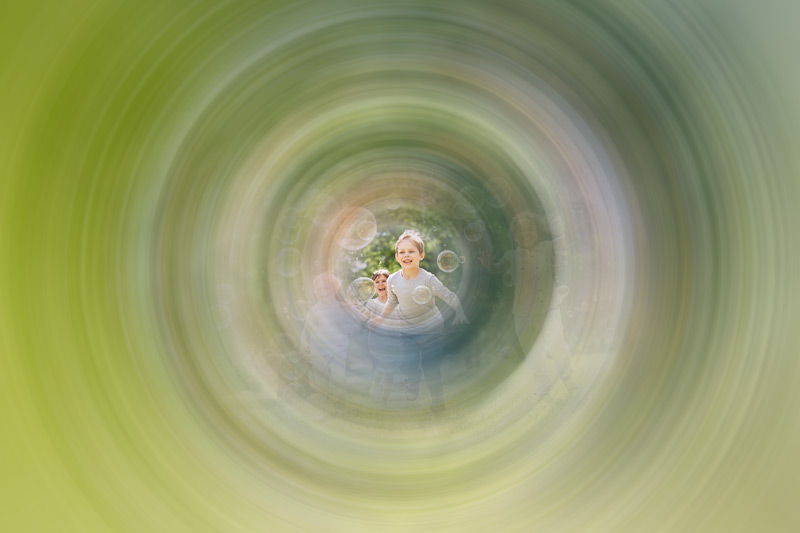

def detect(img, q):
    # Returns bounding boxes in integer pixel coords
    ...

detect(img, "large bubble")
[437,250,459,272]
[347,277,376,303]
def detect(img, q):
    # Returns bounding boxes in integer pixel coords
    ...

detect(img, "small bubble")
[411,285,433,305]
[437,250,459,272]
[458,256,466,264]
[464,220,487,242]
[384,197,403,210]
[340,208,378,250]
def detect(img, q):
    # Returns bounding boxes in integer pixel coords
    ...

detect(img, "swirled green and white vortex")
[2,1,800,531]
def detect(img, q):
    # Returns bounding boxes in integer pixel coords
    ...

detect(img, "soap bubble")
[464,220,487,242]
[411,285,432,305]
[340,208,378,250]
[276,248,302,277]
[356,219,377,240]
[347,277,376,303]
[458,255,466,264]
[437,250,459,272]
[384,196,403,210]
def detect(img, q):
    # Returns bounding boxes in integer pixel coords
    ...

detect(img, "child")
[301,272,362,400]
[370,230,469,412]
[481,211,573,397]
[363,268,400,406]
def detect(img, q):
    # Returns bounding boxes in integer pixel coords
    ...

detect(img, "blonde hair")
[394,229,424,254]
[371,268,390,281]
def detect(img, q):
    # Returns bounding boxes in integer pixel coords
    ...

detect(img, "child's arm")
[479,248,511,274]
[429,276,469,326]
[368,301,397,328]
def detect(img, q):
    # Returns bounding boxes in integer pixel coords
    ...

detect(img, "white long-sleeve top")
[386,268,460,333]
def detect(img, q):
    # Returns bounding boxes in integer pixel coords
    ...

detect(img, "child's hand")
[452,313,470,326]
[478,249,494,268]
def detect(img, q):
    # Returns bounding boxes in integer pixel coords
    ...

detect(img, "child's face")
[396,238,424,270]
[373,274,388,299]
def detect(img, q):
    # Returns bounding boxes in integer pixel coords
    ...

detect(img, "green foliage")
[345,207,462,288]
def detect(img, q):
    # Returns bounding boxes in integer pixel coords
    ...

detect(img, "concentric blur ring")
[3,1,800,531]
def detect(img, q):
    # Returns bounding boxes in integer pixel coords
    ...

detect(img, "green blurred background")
[2,1,799,531]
